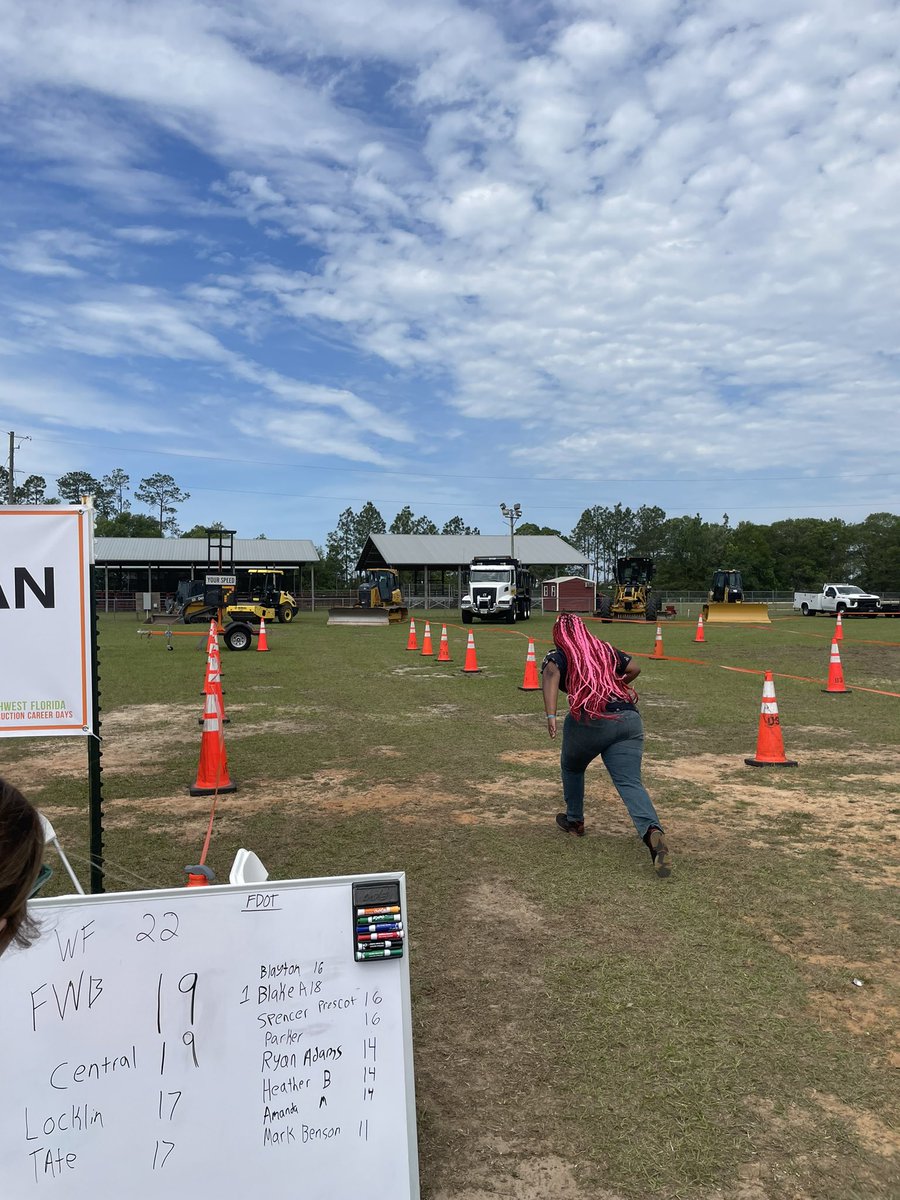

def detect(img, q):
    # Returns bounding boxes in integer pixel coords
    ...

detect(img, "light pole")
[500,502,522,559]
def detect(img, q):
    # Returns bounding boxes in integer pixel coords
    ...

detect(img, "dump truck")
[226,569,298,624]
[327,567,408,626]
[703,569,770,623]
[461,556,533,623]
[595,557,658,622]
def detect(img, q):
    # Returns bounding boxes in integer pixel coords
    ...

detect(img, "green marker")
[355,947,404,961]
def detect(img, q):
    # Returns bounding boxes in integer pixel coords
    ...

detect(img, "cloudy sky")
[1,0,898,544]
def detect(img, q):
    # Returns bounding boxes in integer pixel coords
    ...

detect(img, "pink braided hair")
[552,613,636,720]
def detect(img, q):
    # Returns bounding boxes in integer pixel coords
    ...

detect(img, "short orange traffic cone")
[189,690,237,795]
[420,621,434,656]
[462,630,481,673]
[834,612,843,642]
[651,625,666,659]
[693,613,705,643]
[823,640,851,694]
[437,625,452,662]
[406,619,418,651]
[257,617,269,651]
[184,864,215,887]
[745,671,798,767]
[518,638,540,690]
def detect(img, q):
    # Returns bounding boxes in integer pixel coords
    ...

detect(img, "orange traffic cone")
[200,644,228,724]
[420,621,434,656]
[518,638,540,691]
[437,625,452,662]
[823,640,851,694]
[834,612,843,642]
[406,619,418,651]
[745,671,798,767]
[189,690,237,795]
[651,625,666,659]
[184,864,215,887]
[462,630,481,673]
[693,613,705,643]
[257,617,269,652]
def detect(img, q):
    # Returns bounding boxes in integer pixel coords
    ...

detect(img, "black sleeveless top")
[540,646,637,713]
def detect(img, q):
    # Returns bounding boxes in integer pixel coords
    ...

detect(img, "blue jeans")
[560,709,662,838]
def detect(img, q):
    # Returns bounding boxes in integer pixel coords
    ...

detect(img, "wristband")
[546,714,557,720]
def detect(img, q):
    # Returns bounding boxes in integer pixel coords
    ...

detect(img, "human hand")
[547,715,557,740]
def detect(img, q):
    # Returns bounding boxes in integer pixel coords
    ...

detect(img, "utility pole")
[7,431,14,504]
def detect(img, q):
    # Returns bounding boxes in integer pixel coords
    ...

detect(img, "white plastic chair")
[229,848,269,884]
[38,812,86,895]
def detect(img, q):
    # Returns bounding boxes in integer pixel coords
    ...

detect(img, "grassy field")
[1,610,898,1199]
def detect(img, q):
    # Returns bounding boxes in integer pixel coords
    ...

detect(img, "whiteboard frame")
[25,870,420,1200]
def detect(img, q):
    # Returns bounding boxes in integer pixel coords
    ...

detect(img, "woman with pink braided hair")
[541,613,672,878]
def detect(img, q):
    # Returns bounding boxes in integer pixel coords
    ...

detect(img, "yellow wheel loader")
[702,570,770,624]
[327,568,408,626]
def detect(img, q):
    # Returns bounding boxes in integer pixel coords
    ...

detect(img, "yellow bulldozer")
[327,567,408,626]
[702,569,770,624]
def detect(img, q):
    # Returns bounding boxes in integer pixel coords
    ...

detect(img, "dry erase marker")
[357,933,403,945]
[356,922,404,934]
[356,947,403,961]
[356,905,401,917]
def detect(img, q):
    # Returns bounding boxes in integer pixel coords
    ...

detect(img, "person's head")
[552,613,632,719]
[0,778,45,957]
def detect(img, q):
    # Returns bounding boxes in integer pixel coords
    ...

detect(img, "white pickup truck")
[793,584,881,617]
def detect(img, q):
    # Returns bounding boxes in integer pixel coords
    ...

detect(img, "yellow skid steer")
[703,570,770,624]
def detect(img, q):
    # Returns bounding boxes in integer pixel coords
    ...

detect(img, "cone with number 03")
[745,671,797,767]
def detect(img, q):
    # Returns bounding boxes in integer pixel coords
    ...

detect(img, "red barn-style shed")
[542,576,596,614]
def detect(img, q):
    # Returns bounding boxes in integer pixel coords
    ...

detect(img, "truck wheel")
[801,603,811,616]
[223,623,253,651]
[278,604,293,624]
[506,608,517,624]
[461,611,472,624]
[596,597,613,623]
[836,603,846,614]
[645,599,658,622]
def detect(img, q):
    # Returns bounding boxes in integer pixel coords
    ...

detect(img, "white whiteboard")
[0,873,419,1199]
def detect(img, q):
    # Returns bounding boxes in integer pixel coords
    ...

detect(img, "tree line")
[5,468,896,592]
[318,501,900,593]
[0,467,191,536]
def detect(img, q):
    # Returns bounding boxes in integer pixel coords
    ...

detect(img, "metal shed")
[541,576,597,614]
[94,538,319,611]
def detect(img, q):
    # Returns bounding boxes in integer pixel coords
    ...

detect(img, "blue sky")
[1,0,898,546]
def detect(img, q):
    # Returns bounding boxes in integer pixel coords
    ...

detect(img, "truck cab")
[461,557,533,624]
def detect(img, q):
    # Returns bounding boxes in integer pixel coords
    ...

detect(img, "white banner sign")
[0,506,93,738]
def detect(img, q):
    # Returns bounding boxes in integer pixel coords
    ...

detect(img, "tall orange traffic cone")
[462,630,481,673]
[693,613,705,643]
[745,671,798,767]
[420,621,434,656]
[834,612,843,642]
[257,616,269,651]
[437,625,452,662]
[189,690,237,794]
[518,638,540,691]
[823,640,851,694]
[651,625,666,659]
[406,619,418,651]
